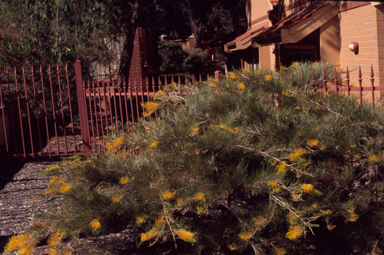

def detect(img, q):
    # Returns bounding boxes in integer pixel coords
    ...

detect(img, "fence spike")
[312,69,315,88]
[358,66,362,104]
[323,68,327,96]
[152,76,155,92]
[334,67,338,96]
[291,69,294,85]
[301,68,304,86]
[346,67,350,96]
[371,65,375,109]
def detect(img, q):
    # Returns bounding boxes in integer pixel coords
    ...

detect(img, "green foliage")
[158,40,207,75]
[6,62,384,255]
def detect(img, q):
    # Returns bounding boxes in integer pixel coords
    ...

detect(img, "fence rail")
[1,62,384,158]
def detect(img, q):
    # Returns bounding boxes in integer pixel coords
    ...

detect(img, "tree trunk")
[118,0,143,82]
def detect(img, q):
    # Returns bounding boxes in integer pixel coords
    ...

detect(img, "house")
[224,0,384,96]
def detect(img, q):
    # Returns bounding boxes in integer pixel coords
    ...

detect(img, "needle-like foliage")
[5,62,384,255]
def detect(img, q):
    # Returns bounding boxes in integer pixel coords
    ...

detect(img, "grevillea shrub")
[5,62,384,255]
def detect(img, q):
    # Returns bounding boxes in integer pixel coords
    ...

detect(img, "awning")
[254,2,337,45]
[224,22,269,52]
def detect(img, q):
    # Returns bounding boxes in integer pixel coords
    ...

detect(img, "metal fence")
[1,63,384,158]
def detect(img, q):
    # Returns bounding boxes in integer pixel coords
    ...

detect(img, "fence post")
[214,70,221,81]
[74,60,91,156]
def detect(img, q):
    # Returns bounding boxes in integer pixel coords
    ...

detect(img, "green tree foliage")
[5,62,384,255]
[158,40,207,75]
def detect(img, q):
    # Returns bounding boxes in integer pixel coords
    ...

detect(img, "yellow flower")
[256,71,262,76]
[282,89,291,96]
[136,216,146,224]
[320,209,332,215]
[48,231,65,246]
[107,136,125,152]
[194,192,206,202]
[90,219,101,231]
[327,223,336,230]
[195,148,200,155]
[288,148,306,162]
[140,229,159,242]
[290,192,303,202]
[307,139,319,148]
[176,198,184,206]
[275,163,286,175]
[238,83,245,90]
[191,126,199,136]
[163,189,176,200]
[264,75,271,81]
[59,183,71,193]
[228,244,237,251]
[368,155,380,163]
[155,216,166,228]
[176,229,196,243]
[335,61,340,67]
[300,183,314,193]
[310,203,318,211]
[253,216,267,228]
[119,176,129,185]
[150,140,158,149]
[239,232,253,241]
[111,194,123,204]
[242,68,250,74]
[285,225,303,240]
[208,81,218,88]
[286,213,298,224]
[142,101,159,117]
[228,72,239,80]
[4,234,37,255]
[152,90,164,99]
[294,106,301,110]
[268,180,281,193]
[345,208,359,222]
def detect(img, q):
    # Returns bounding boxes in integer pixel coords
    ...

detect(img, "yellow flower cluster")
[210,124,243,133]
[307,139,319,148]
[264,75,272,81]
[238,83,245,90]
[268,180,281,193]
[119,176,129,185]
[228,72,239,80]
[208,79,218,88]
[275,163,286,175]
[111,194,123,204]
[194,192,206,202]
[300,183,314,193]
[142,101,159,117]
[242,68,250,74]
[368,154,380,163]
[59,183,71,193]
[345,208,359,222]
[176,229,196,243]
[155,216,166,228]
[285,225,303,240]
[107,136,124,152]
[253,216,267,228]
[48,231,65,246]
[136,216,146,224]
[150,140,158,149]
[44,176,64,195]
[140,229,159,242]
[163,189,176,200]
[288,148,306,162]
[227,244,237,251]
[190,126,199,136]
[286,213,298,224]
[90,219,101,231]
[152,90,164,99]
[282,89,291,96]
[4,234,37,255]
[239,232,253,241]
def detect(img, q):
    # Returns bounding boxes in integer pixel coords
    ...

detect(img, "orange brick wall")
[339,3,384,101]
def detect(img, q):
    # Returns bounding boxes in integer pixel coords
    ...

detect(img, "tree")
[0,0,241,78]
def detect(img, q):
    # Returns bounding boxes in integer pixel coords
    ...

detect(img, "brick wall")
[128,28,144,90]
[339,3,384,101]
